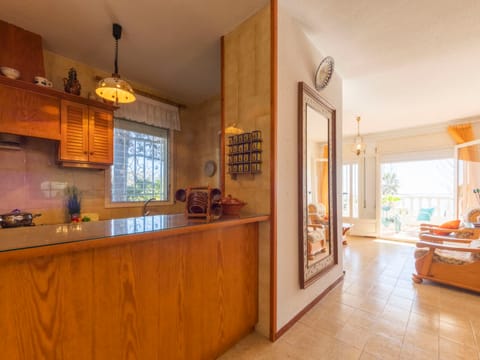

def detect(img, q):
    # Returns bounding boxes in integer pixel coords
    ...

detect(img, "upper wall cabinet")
[0,81,61,140]
[59,100,113,168]
[0,76,115,169]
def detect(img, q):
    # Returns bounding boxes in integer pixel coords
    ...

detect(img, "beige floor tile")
[439,337,479,360]
[403,327,439,354]
[407,311,440,334]
[400,343,438,360]
[322,339,362,360]
[341,292,367,308]
[391,287,416,300]
[411,300,440,318]
[359,352,382,360]
[439,310,471,329]
[380,305,411,326]
[347,309,378,329]
[357,298,388,315]
[220,238,480,360]
[439,321,476,348]
[363,334,402,360]
[335,323,373,350]
[371,318,407,343]
[386,295,413,311]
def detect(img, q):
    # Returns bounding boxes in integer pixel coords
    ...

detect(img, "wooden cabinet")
[59,100,113,168]
[0,219,263,360]
[0,82,61,140]
[0,76,116,168]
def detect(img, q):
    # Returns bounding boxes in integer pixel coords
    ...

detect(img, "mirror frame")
[298,81,338,288]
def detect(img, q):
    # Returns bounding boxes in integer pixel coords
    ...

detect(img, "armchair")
[413,227,480,292]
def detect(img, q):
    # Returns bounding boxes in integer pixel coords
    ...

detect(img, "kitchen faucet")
[143,198,156,216]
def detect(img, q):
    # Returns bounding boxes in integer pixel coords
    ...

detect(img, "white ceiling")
[283,0,480,136]
[0,0,268,105]
[2,1,480,136]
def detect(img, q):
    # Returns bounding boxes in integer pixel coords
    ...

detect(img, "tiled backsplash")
[0,137,182,225]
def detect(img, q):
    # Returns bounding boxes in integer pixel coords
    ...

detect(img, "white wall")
[276,6,344,330]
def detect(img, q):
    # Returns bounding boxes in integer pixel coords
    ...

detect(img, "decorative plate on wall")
[204,160,217,177]
[314,56,335,91]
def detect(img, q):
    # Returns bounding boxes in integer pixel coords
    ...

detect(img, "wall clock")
[314,56,335,91]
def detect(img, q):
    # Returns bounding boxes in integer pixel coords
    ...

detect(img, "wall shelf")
[227,130,262,179]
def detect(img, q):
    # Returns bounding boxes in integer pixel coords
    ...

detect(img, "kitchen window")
[110,118,171,203]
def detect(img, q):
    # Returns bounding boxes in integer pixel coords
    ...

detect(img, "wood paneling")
[88,106,113,164]
[60,100,89,161]
[0,82,61,140]
[0,20,45,82]
[0,222,259,359]
[59,100,113,167]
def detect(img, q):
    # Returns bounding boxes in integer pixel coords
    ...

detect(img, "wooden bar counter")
[0,214,268,359]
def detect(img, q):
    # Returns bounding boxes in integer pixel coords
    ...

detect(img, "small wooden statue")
[64,68,81,95]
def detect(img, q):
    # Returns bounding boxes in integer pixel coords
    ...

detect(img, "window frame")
[105,120,175,209]
[342,161,359,219]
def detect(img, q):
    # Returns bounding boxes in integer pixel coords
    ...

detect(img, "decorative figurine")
[63,68,81,95]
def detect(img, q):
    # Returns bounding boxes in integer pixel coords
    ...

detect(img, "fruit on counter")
[81,216,91,222]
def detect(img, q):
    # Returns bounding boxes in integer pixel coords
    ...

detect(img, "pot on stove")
[0,209,42,228]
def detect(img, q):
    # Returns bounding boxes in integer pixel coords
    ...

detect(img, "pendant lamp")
[353,116,366,156]
[96,23,136,104]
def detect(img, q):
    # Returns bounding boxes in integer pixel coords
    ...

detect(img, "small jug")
[63,68,81,95]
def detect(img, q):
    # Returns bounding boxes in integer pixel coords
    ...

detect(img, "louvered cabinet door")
[59,100,89,162]
[88,106,113,165]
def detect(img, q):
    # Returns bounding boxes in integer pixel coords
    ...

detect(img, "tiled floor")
[219,237,480,359]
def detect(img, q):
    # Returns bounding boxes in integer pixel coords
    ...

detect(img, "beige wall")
[0,52,220,224]
[223,5,271,337]
[176,97,221,190]
[276,6,344,330]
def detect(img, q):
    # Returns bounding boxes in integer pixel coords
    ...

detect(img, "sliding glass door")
[379,150,454,239]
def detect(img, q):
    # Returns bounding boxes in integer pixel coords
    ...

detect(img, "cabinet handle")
[90,152,94,155]
[84,151,88,155]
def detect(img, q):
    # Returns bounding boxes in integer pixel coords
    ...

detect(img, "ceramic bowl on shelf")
[0,66,20,80]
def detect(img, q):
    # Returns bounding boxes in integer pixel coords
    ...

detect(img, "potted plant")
[65,185,81,222]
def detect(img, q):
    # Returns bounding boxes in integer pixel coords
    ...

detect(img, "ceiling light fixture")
[95,23,136,104]
[225,123,244,135]
[353,116,366,156]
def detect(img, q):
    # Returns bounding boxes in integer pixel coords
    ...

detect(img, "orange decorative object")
[221,195,246,216]
[431,219,461,235]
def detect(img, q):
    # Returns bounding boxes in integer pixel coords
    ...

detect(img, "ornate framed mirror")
[298,82,338,288]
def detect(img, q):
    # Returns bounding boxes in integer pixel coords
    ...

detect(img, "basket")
[221,202,246,216]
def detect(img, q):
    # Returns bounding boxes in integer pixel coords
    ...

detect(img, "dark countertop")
[0,213,269,253]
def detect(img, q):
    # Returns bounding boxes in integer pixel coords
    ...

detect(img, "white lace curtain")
[115,94,181,131]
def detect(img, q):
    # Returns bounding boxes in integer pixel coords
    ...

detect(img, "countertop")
[0,213,269,253]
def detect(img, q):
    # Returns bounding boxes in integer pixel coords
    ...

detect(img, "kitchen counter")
[0,212,268,359]
[0,213,269,254]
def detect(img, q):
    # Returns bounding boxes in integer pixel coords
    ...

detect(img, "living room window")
[342,163,359,218]
[111,119,170,203]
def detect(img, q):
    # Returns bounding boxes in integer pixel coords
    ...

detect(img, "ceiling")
[2,1,480,136]
[0,0,268,105]
[284,0,480,136]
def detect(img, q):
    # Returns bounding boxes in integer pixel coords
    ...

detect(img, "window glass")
[342,163,359,218]
[111,119,169,202]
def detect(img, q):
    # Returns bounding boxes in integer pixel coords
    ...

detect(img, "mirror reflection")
[306,105,331,266]
[298,82,338,288]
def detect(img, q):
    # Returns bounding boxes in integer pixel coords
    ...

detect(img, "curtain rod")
[94,76,186,108]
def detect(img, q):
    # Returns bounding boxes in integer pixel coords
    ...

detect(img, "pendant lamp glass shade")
[96,23,136,104]
[96,75,135,103]
[352,116,366,156]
